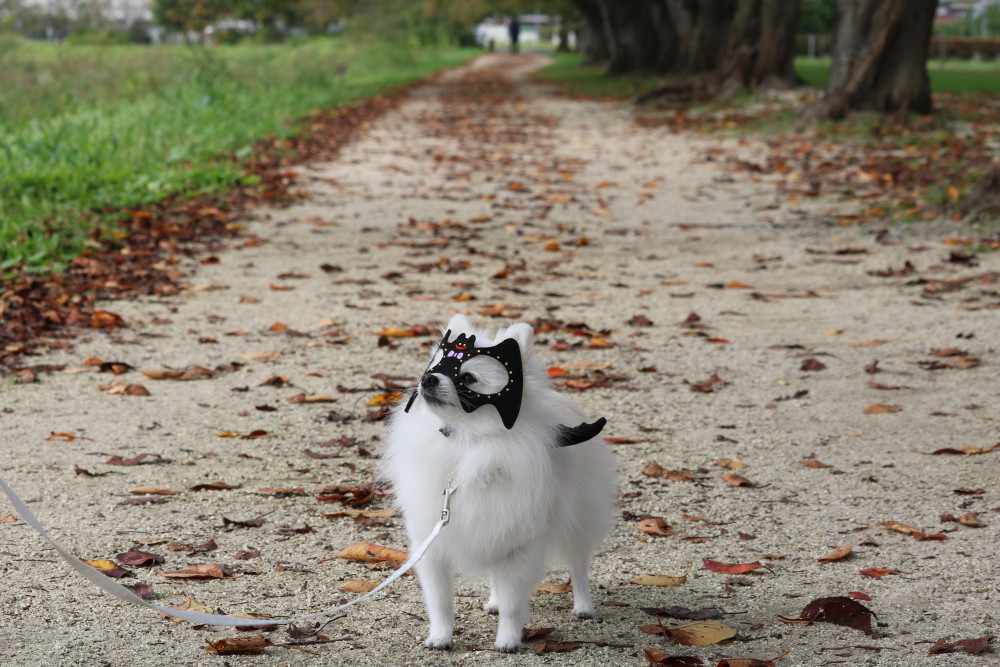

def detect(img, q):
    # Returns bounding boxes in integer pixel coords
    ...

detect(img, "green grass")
[0,35,476,273]
[795,56,1000,94]
[534,52,663,99]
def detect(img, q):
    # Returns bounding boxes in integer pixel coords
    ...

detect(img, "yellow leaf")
[628,563,694,587]
[336,542,408,565]
[85,558,119,572]
[667,620,737,646]
[341,579,381,593]
[533,581,573,595]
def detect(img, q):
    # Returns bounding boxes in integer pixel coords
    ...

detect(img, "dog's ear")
[501,323,534,356]
[445,312,473,334]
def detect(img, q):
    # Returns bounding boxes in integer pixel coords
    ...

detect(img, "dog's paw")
[494,640,521,653]
[573,608,595,620]
[482,600,499,615]
[424,636,453,651]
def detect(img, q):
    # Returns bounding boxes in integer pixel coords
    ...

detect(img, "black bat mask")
[404,330,523,429]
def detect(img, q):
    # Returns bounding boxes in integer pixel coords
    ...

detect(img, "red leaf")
[703,560,765,575]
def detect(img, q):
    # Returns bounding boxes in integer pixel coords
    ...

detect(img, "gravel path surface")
[2,54,998,666]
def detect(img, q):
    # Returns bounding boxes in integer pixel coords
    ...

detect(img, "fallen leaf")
[84,558,131,578]
[629,563,694,587]
[336,542,408,566]
[818,546,853,563]
[716,458,749,470]
[287,393,337,404]
[716,649,793,666]
[863,403,900,414]
[800,459,832,469]
[667,620,737,646]
[928,636,990,655]
[205,635,269,655]
[116,550,165,567]
[779,596,876,636]
[721,473,753,487]
[190,481,241,491]
[637,518,674,537]
[926,443,1000,456]
[531,640,581,654]
[643,649,704,666]
[128,487,175,495]
[158,563,229,579]
[860,567,901,578]
[800,358,826,371]
[533,581,573,595]
[703,560,765,575]
[341,579,381,593]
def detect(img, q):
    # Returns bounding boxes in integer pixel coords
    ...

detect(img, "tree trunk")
[811,0,939,120]
[717,0,800,96]
[573,0,609,63]
[676,0,736,74]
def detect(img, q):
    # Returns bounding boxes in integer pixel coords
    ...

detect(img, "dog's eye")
[460,372,477,385]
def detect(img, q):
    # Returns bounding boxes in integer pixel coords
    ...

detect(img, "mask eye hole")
[459,356,508,394]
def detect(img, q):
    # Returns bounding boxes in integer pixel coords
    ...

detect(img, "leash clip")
[440,485,456,525]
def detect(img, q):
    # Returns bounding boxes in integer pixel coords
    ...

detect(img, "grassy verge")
[795,56,1000,94]
[0,35,476,273]
[533,51,663,99]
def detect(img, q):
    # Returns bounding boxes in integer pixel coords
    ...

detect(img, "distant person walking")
[508,17,520,53]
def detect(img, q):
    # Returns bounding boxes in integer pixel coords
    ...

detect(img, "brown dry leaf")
[800,358,826,371]
[716,649,793,666]
[190,481,241,491]
[928,636,990,655]
[637,518,674,537]
[0,513,17,524]
[878,520,921,535]
[158,564,228,579]
[643,649,704,666]
[667,620,737,646]
[336,542,408,566]
[642,461,667,478]
[957,512,981,527]
[629,563,694,588]
[818,546,853,563]
[531,640,582,654]
[927,443,1000,456]
[860,567,901,578]
[341,579,381,593]
[779,596,875,636]
[128,487,176,495]
[287,393,337,404]
[851,340,887,347]
[863,403,901,414]
[685,373,728,393]
[716,458,749,470]
[204,635,270,655]
[800,459,832,469]
[533,581,573,595]
[722,473,753,487]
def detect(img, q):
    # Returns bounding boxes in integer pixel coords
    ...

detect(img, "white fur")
[380,314,617,652]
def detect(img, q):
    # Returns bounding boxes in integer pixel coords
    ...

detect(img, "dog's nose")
[421,373,439,389]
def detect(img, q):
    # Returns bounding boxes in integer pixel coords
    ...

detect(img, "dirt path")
[2,54,998,666]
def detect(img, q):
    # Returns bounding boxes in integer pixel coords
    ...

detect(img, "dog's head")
[405,314,534,431]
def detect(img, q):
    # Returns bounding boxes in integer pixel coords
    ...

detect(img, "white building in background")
[475,14,567,50]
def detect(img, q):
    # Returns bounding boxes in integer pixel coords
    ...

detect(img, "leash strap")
[0,475,452,626]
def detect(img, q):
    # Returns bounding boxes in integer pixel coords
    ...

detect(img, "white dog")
[380,314,616,652]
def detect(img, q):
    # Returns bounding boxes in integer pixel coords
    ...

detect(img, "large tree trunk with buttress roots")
[811,0,939,120]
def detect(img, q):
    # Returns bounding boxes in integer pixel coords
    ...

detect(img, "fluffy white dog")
[381,314,616,652]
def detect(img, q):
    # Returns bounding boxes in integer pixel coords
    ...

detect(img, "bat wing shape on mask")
[555,417,607,447]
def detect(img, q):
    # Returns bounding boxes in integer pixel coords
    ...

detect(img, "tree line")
[572,0,940,119]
